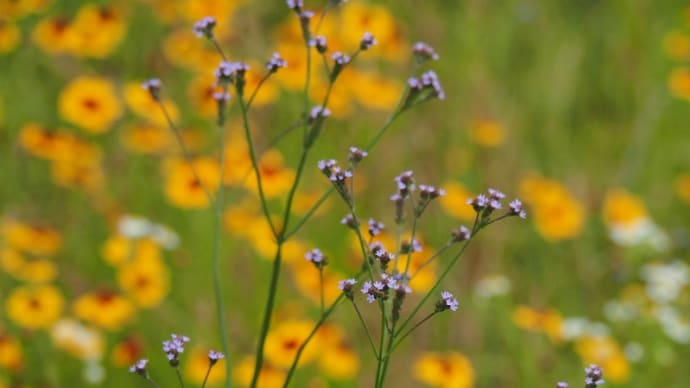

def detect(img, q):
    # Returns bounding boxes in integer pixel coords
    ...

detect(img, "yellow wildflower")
[668,67,690,100]
[73,291,135,331]
[663,30,690,61]
[68,5,126,58]
[315,324,359,379]
[6,284,64,330]
[468,120,505,147]
[123,81,179,127]
[110,336,143,367]
[234,355,285,388]
[164,157,220,209]
[439,181,475,221]
[413,351,475,388]
[58,76,122,133]
[0,21,20,54]
[244,150,296,199]
[602,189,647,227]
[0,331,23,371]
[264,320,319,368]
[32,17,78,54]
[2,219,62,256]
[117,253,170,308]
[512,305,564,343]
[520,175,585,241]
[121,123,173,154]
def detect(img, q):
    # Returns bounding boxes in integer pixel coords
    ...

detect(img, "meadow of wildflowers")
[1,0,690,387]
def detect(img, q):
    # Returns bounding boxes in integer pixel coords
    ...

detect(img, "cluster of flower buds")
[348,146,368,165]
[404,70,445,109]
[435,291,459,312]
[208,350,225,365]
[305,248,328,269]
[304,105,331,147]
[129,359,149,377]
[360,32,378,51]
[215,61,249,95]
[367,218,385,237]
[162,334,190,366]
[413,41,440,63]
[399,238,422,254]
[309,35,328,53]
[451,225,471,242]
[361,273,410,304]
[340,213,359,229]
[266,52,287,73]
[141,78,162,101]
[193,16,216,39]
[415,184,446,216]
[338,278,357,300]
[467,188,527,221]
[584,364,605,387]
[318,159,353,202]
[330,52,351,81]
[390,170,415,224]
[369,242,395,271]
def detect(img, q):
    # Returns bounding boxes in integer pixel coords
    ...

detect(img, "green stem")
[145,377,161,388]
[246,72,272,109]
[200,364,212,388]
[410,242,453,280]
[250,244,283,388]
[175,367,186,388]
[390,312,437,353]
[351,301,379,358]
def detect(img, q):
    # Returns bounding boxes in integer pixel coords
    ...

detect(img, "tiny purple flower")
[584,364,605,387]
[129,359,148,375]
[286,0,303,11]
[367,218,385,236]
[436,291,459,312]
[213,91,231,102]
[451,225,471,242]
[141,78,162,100]
[340,213,358,228]
[413,41,440,61]
[331,52,351,66]
[556,383,569,388]
[193,16,216,38]
[208,350,224,365]
[305,248,327,268]
[310,106,331,121]
[163,334,190,365]
[266,52,287,73]
[348,146,368,163]
[309,35,328,53]
[360,32,377,50]
[509,199,528,219]
[338,278,357,291]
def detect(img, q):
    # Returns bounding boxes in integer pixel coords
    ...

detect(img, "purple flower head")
[509,199,527,219]
[214,61,249,85]
[488,188,506,200]
[266,52,287,73]
[367,218,385,237]
[338,278,357,300]
[305,248,327,268]
[556,383,569,388]
[331,52,351,66]
[413,41,440,62]
[420,70,445,100]
[129,359,148,375]
[213,91,231,102]
[467,194,489,211]
[419,184,446,200]
[400,238,422,254]
[309,35,328,53]
[408,77,423,90]
[436,291,459,312]
[451,225,471,242]
[488,198,502,210]
[286,0,303,11]
[310,106,331,121]
[360,32,378,51]
[317,159,337,175]
[193,16,216,38]
[394,170,416,197]
[340,213,358,229]
[584,364,605,387]
[163,334,190,365]
[208,350,224,365]
[374,248,395,268]
[348,146,368,163]
[328,166,353,183]
[141,78,162,100]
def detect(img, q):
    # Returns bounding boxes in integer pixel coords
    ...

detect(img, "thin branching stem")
[175,367,186,388]
[200,364,212,388]
[351,301,379,358]
[390,311,437,353]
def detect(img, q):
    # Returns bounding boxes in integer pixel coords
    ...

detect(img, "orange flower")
[185,347,226,385]
[123,81,179,127]
[2,218,62,256]
[264,320,319,368]
[668,67,690,101]
[121,123,173,154]
[602,189,647,227]
[244,150,295,199]
[117,253,170,308]
[413,351,475,388]
[234,355,285,388]
[73,291,134,331]
[5,284,64,330]
[520,175,585,241]
[110,336,143,367]
[575,335,630,383]
[439,182,475,221]
[512,305,564,342]
[163,157,220,209]
[68,5,127,58]
[58,76,122,133]
[32,17,78,54]
[0,331,23,371]
[468,120,505,147]
[675,173,690,203]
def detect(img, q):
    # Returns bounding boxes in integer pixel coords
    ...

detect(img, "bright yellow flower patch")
[520,175,586,241]
[0,332,23,371]
[234,355,285,388]
[117,253,170,308]
[264,320,319,368]
[413,351,475,388]
[0,21,20,54]
[58,76,122,133]
[73,291,134,331]
[185,347,226,385]
[164,157,220,209]
[6,284,64,330]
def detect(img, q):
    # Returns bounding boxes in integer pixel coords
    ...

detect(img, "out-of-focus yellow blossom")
[0,332,23,371]
[68,5,126,58]
[339,3,401,60]
[349,70,403,111]
[413,351,475,388]
[244,64,280,107]
[264,320,319,368]
[58,76,122,133]
[0,248,24,275]
[178,0,242,38]
[19,123,76,160]
[234,355,285,388]
[164,157,220,209]
[123,81,179,127]
[245,217,279,258]
[102,236,161,267]
[163,29,217,70]
[5,284,64,330]
[223,199,260,237]
[291,190,331,216]
[675,173,690,203]
[309,71,355,118]
[520,175,585,241]
[512,305,564,343]
[51,157,104,193]
[110,336,143,367]
[274,43,309,90]
[117,253,170,308]
[2,219,62,256]
[221,129,253,186]
[315,324,359,379]
[468,120,505,147]
[440,181,475,221]
[121,123,173,154]
[244,150,296,199]
[664,30,690,61]
[290,260,344,306]
[17,258,57,283]
[0,0,50,20]
[668,67,690,100]
[185,347,226,385]
[575,335,630,384]
[0,21,20,54]
[187,74,225,118]
[73,291,134,331]
[51,319,104,360]
[32,17,78,54]
[602,189,647,227]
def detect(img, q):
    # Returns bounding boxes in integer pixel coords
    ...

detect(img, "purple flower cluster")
[367,218,385,236]
[400,238,422,254]
[348,146,368,164]
[309,35,328,53]
[141,78,162,100]
[266,52,287,73]
[370,242,395,269]
[340,213,358,229]
[208,350,225,365]
[331,52,351,66]
[419,184,446,200]
[413,41,440,62]
[193,16,216,38]
[436,291,459,312]
[162,334,190,364]
[451,225,471,242]
[466,188,527,220]
[584,364,605,387]
[360,32,378,50]
[305,248,327,269]
[128,359,148,375]
[509,199,527,219]
[338,278,357,300]
[214,61,249,85]
[394,170,415,197]
[361,273,410,304]
[408,70,445,100]
[317,159,352,184]
[310,105,331,121]
[286,0,303,11]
